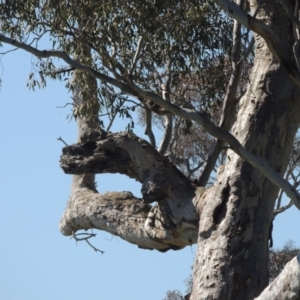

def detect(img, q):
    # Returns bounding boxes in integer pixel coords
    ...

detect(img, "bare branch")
[48,67,75,76]
[275,188,285,211]
[198,0,248,186]
[158,81,173,155]
[144,107,156,147]
[57,136,68,146]
[0,47,18,55]
[275,167,300,216]
[56,103,74,108]
[187,161,204,180]
[2,34,300,210]
[198,141,223,186]
[129,36,143,76]
[273,199,294,217]
[72,231,104,254]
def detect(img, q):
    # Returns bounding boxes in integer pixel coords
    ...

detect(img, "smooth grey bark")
[198,0,247,186]
[255,253,300,300]
[144,107,156,147]
[191,1,300,299]
[158,82,173,155]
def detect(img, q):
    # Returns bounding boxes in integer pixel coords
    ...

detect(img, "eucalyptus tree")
[1,0,300,299]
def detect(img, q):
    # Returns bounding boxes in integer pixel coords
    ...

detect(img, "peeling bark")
[60,131,198,218]
[60,189,189,251]
[60,68,202,250]
[191,2,300,299]
[60,129,205,250]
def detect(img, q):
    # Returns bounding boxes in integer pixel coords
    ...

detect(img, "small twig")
[85,239,105,253]
[187,161,204,179]
[106,99,125,131]
[0,47,19,55]
[56,103,74,108]
[72,231,104,254]
[142,61,163,84]
[273,199,294,217]
[129,36,143,76]
[49,67,75,76]
[57,136,68,146]
[104,235,119,243]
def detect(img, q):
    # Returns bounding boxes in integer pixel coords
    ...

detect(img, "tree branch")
[72,231,104,254]
[60,190,174,251]
[129,36,143,76]
[60,189,200,251]
[144,107,156,147]
[273,199,294,217]
[213,0,300,86]
[2,33,300,210]
[255,254,300,300]
[0,34,137,96]
[198,1,248,186]
[60,131,199,223]
[158,81,173,155]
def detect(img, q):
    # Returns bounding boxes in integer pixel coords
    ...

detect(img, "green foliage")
[0,0,251,173]
[0,0,235,111]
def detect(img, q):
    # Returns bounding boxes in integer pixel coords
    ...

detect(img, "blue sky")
[1,48,300,300]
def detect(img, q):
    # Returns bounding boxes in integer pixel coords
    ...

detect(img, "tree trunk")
[191,1,300,299]
[56,2,300,299]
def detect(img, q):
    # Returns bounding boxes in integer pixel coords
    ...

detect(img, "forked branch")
[2,31,300,210]
[72,231,105,254]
